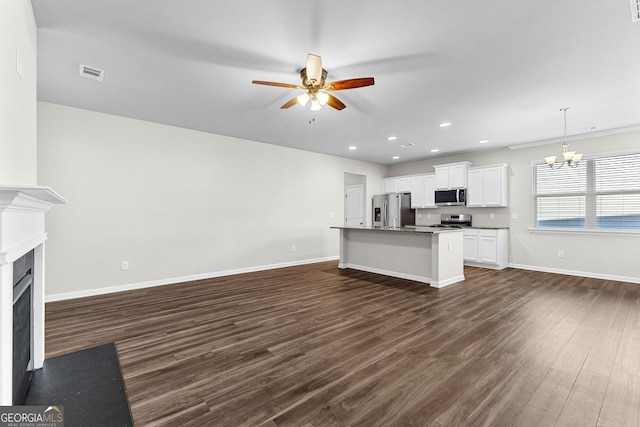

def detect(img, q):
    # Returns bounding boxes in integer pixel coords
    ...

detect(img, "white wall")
[388,131,640,283]
[37,102,388,297]
[0,0,37,185]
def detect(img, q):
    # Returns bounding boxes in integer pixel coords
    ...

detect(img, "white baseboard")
[338,263,431,284]
[508,263,640,285]
[45,256,339,302]
[464,261,508,270]
[430,274,466,288]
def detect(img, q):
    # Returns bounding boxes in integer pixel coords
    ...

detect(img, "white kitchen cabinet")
[383,176,411,193]
[462,228,508,269]
[423,174,436,208]
[383,177,397,193]
[466,164,508,207]
[478,230,499,264]
[463,229,478,261]
[434,162,472,189]
[410,176,424,208]
[467,168,484,206]
[410,174,437,209]
[397,177,411,192]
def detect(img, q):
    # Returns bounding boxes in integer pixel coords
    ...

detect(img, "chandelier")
[544,107,583,169]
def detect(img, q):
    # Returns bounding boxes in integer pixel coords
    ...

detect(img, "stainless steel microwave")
[435,188,466,206]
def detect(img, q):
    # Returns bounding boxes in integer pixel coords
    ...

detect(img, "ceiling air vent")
[79,64,104,82]
[632,0,640,22]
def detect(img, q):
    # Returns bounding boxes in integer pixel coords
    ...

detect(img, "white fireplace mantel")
[0,185,67,405]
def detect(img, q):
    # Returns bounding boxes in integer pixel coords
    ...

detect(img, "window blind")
[532,152,640,231]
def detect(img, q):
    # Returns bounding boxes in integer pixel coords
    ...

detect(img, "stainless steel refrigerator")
[372,193,414,227]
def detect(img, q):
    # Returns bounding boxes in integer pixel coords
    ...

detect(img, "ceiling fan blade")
[306,54,323,85]
[280,97,299,109]
[252,80,302,89]
[326,94,346,110]
[323,77,375,91]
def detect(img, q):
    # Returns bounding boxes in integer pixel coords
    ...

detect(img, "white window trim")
[530,149,640,235]
[528,227,640,236]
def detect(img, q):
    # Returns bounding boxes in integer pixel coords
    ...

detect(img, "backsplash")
[415,206,510,228]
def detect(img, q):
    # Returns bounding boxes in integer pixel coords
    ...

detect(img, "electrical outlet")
[329,212,335,218]
[490,212,495,219]
[427,213,432,219]
[417,213,422,219]
[512,212,518,220]
[121,261,129,270]
[291,245,296,252]
[557,250,564,258]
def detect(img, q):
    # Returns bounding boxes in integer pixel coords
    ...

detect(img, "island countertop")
[332,226,465,288]
[330,225,463,234]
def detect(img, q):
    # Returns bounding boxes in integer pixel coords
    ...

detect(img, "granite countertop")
[462,226,510,230]
[330,225,463,234]
[411,225,510,230]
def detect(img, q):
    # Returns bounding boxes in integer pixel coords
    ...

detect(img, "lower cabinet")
[462,228,508,269]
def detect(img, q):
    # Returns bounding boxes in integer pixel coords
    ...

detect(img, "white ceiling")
[31,0,640,165]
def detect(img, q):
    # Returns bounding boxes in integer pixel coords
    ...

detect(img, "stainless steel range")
[431,214,472,228]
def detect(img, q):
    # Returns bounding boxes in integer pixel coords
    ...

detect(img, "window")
[532,152,640,231]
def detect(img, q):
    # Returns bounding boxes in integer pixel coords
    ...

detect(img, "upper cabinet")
[383,176,411,193]
[410,174,436,209]
[466,164,508,207]
[383,178,396,193]
[383,174,436,208]
[382,162,506,209]
[434,162,472,189]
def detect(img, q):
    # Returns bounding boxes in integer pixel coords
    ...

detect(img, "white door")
[345,185,364,226]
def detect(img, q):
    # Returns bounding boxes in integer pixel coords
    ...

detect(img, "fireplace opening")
[12,250,34,405]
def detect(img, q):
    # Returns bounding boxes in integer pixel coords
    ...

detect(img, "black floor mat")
[24,342,133,427]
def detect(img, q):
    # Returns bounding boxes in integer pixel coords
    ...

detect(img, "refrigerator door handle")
[383,200,387,226]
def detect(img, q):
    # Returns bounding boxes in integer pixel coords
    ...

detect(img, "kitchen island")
[331,226,465,288]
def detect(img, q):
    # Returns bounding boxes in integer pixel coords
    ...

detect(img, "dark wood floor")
[44,262,640,426]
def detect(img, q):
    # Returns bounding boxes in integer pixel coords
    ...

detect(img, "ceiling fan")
[252,54,375,111]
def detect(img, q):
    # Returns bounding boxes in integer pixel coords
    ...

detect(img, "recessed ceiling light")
[392,156,400,160]
[348,146,357,150]
[439,122,452,127]
[430,149,439,153]
[387,136,397,141]
[479,140,489,144]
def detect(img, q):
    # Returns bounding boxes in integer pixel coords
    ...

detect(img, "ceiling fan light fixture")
[306,54,323,85]
[297,93,310,106]
[252,53,374,112]
[317,92,329,105]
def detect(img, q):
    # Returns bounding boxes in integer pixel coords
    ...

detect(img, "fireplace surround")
[0,186,66,405]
